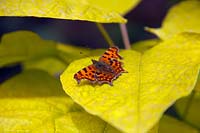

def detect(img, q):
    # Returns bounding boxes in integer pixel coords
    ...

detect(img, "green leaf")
[0,0,126,23]
[175,92,200,129]
[89,49,107,56]
[0,69,121,132]
[23,57,67,76]
[159,115,199,133]
[146,0,200,40]
[57,44,109,65]
[61,33,200,132]
[87,0,141,15]
[57,43,91,64]
[0,31,57,67]
[0,31,108,75]
[131,39,161,53]
[194,74,200,92]
[148,124,159,133]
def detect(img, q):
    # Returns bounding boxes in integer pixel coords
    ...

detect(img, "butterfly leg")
[74,74,81,84]
[108,81,113,86]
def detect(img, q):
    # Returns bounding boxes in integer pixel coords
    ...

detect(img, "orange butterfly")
[74,46,126,86]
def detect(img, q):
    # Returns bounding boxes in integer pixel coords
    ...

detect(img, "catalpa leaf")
[146,0,200,40]
[194,74,200,92]
[0,69,121,132]
[0,0,126,23]
[61,33,200,132]
[57,43,91,64]
[0,31,109,75]
[131,39,161,53]
[159,115,199,133]
[175,92,200,128]
[148,125,159,133]
[57,43,111,66]
[87,0,141,15]
[23,57,67,76]
[0,31,57,67]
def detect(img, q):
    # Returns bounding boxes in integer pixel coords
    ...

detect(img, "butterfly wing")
[95,71,115,86]
[109,59,126,77]
[99,46,126,77]
[74,65,96,84]
[99,46,122,63]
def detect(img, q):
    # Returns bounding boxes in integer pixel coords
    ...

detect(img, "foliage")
[0,69,120,132]
[146,0,200,40]
[131,39,161,53]
[61,33,200,132]
[175,92,200,128]
[0,0,200,133]
[159,115,198,133]
[0,31,57,67]
[0,0,129,23]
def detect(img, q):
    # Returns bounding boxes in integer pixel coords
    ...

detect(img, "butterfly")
[74,46,127,86]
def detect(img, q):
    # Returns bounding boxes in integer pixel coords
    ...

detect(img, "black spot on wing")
[83,68,87,73]
[110,60,113,65]
[88,66,92,70]
[104,52,110,55]
[78,71,83,76]
[108,48,115,52]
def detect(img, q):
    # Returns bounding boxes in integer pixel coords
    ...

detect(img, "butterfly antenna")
[79,51,91,58]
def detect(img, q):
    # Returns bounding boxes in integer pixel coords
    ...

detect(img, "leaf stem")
[182,91,195,120]
[119,23,131,49]
[96,23,114,47]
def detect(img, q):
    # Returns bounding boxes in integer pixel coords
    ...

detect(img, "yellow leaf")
[0,31,57,67]
[194,74,200,92]
[57,44,113,65]
[148,124,159,133]
[0,69,121,132]
[23,57,67,76]
[146,0,200,40]
[61,33,200,132]
[87,0,141,15]
[159,115,199,133]
[57,43,91,64]
[89,49,106,56]
[0,31,109,75]
[131,39,161,53]
[0,0,126,23]
[175,92,200,128]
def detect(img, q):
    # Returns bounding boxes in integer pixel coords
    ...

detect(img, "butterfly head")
[91,59,98,64]
[92,59,103,69]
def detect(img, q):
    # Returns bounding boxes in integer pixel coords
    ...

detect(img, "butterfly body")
[92,59,114,73]
[74,46,126,86]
